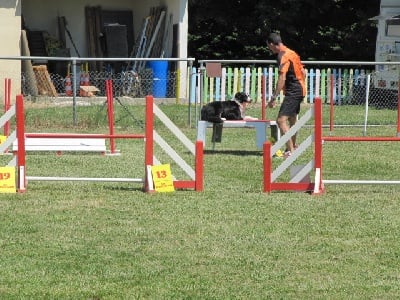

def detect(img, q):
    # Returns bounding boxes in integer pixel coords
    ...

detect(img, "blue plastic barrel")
[147,60,168,97]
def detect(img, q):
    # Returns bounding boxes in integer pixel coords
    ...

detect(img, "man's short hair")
[267,32,282,45]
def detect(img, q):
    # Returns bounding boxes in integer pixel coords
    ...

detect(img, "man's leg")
[277,114,295,153]
[288,115,298,150]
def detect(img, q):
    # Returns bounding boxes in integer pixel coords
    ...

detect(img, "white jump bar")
[323,180,400,184]
[27,176,144,183]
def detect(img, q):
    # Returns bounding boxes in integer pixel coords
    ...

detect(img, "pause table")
[197,120,280,150]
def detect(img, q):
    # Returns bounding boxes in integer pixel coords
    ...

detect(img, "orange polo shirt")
[277,46,306,97]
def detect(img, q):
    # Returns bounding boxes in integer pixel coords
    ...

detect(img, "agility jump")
[2,79,204,193]
[263,97,400,194]
[263,97,324,194]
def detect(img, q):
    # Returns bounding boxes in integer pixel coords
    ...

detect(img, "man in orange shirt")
[266,32,306,158]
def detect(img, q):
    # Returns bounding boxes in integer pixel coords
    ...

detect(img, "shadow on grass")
[103,186,144,192]
[27,183,144,193]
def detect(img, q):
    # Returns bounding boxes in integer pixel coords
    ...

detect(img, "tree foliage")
[188,0,380,61]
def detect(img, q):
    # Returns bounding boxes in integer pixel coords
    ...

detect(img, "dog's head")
[234,92,252,103]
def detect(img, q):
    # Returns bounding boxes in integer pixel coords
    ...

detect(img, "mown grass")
[1,99,400,299]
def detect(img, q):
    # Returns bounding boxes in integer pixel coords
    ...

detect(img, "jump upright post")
[106,79,117,154]
[0,94,26,192]
[4,78,11,138]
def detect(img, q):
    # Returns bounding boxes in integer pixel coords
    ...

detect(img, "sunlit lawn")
[0,99,400,299]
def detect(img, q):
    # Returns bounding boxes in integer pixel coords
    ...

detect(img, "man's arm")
[267,71,286,107]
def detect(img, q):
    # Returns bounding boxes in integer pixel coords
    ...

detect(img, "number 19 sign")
[151,164,175,192]
[0,167,16,193]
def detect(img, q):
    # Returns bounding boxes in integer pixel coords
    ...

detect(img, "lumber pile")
[21,30,39,96]
[85,5,172,72]
[32,65,58,97]
[129,6,173,72]
[85,6,104,72]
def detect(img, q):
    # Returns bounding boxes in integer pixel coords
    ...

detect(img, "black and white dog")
[200,92,252,123]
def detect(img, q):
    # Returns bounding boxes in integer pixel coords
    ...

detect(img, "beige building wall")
[0,0,22,100]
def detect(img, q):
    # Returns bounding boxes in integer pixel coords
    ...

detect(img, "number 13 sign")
[151,164,175,192]
[0,167,16,193]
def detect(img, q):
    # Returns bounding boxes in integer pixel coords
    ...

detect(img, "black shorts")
[278,95,303,117]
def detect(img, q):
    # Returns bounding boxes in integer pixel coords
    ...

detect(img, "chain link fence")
[21,67,178,98]
[1,58,400,132]
[342,70,399,110]
[316,67,400,134]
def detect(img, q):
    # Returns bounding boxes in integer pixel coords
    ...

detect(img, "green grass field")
[1,100,400,299]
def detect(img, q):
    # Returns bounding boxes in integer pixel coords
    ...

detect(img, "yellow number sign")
[0,167,16,193]
[151,164,175,192]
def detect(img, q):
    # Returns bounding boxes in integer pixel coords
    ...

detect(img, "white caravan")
[371,0,400,90]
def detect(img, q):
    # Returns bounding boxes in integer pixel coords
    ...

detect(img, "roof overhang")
[369,14,400,21]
